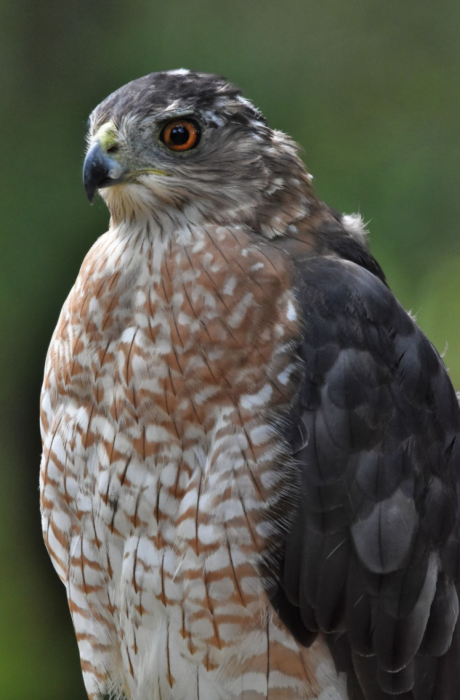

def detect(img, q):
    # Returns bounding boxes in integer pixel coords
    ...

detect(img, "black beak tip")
[84,182,96,205]
[83,142,112,205]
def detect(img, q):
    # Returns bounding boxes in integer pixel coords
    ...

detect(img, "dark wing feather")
[272,256,460,699]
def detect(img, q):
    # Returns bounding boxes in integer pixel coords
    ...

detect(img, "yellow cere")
[95,121,119,151]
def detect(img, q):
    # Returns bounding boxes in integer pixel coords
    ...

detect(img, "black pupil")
[170,124,190,145]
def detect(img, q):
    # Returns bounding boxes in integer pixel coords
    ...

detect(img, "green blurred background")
[1,1,460,697]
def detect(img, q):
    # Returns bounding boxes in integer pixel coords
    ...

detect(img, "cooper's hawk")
[40,70,460,700]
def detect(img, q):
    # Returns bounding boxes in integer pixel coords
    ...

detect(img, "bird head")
[83,70,312,232]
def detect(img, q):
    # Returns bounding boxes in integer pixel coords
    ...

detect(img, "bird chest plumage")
[40,218,342,699]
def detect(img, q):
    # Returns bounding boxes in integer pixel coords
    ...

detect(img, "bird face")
[83,69,291,225]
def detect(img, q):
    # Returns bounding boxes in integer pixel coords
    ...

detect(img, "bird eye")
[161,119,200,152]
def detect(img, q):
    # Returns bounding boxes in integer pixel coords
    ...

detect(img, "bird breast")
[40,220,310,698]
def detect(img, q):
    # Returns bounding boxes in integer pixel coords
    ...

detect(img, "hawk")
[40,70,460,700]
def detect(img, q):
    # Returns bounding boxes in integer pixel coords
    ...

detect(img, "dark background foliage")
[1,1,459,697]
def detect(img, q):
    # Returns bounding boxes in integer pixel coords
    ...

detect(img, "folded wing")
[273,256,460,699]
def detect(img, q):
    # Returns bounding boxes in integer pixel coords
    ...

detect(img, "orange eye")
[161,119,201,151]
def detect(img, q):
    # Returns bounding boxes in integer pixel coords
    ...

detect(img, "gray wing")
[271,256,460,699]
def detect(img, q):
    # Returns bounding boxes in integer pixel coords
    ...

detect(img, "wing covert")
[274,256,460,699]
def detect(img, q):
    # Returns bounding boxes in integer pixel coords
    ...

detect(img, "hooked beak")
[83,142,129,203]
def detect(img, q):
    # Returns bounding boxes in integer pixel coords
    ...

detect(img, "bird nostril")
[106,144,119,154]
